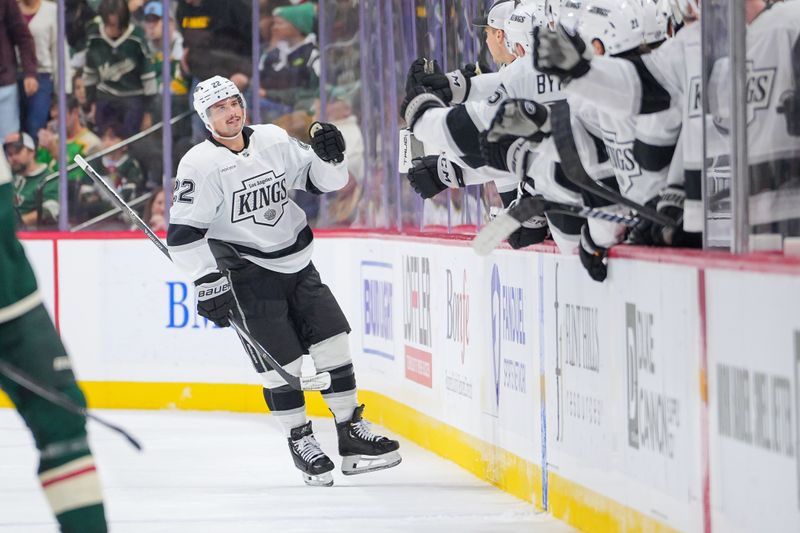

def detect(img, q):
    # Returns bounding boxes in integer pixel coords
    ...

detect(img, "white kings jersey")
[413,56,565,168]
[167,125,348,281]
[744,1,800,165]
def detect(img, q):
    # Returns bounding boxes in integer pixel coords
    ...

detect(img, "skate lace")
[352,419,381,442]
[294,435,326,463]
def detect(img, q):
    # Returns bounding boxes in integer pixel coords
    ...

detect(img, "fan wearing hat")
[259,3,320,113]
[3,132,58,227]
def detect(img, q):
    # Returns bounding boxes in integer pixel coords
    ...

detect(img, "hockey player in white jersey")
[402,1,563,248]
[532,0,705,245]
[167,76,400,487]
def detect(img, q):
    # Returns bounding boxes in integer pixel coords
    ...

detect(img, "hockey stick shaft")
[549,102,679,229]
[73,155,330,392]
[472,194,639,255]
[0,360,142,451]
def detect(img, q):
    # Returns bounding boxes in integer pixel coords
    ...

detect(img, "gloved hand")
[406,154,465,199]
[309,122,346,164]
[579,224,609,282]
[485,99,551,143]
[508,214,549,249]
[400,86,446,130]
[405,58,438,94]
[422,64,479,105]
[533,24,593,83]
[479,133,534,178]
[777,89,800,137]
[195,272,235,327]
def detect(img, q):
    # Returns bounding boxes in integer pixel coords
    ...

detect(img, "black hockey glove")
[407,154,465,199]
[423,64,479,105]
[652,186,700,247]
[405,58,439,94]
[579,224,609,283]
[486,99,551,143]
[509,211,549,249]
[479,133,535,179]
[533,24,593,83]
[400,86,446,131]
[195,272,235,328]
[309,122,346,164]
[777,89,800,137]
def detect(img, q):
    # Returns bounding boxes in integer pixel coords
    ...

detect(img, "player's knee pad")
[262,384,305,413]
[259,356,303,389]
[321,363,357,396]
[308,332,352,372]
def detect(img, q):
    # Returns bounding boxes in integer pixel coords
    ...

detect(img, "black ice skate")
[336,404,401,475]
[288,421,335,487]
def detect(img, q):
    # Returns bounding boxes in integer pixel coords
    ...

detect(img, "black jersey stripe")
[446,105,483,162]
[634,139,676,171]
[210,225,314,260]
[166,223,208,246]
[624,55,672,114]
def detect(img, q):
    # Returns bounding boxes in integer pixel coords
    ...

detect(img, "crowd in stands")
[2,0,370,231]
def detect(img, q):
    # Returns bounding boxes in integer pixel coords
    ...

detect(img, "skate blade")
[341,451,402,476]
[303,471,334,487]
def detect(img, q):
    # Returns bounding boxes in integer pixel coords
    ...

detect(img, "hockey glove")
[479,133,535,179]
[639,186,701,248]
[309,122,346,164]
[509,210,549,249]
[407,155,465,199]
[486,99,551,143]
[405,58,440,94]
[533,24,593,83]
[777,89,800,137]
[400,86,446,131]
[195,272,235,328]
[579,224,608,282]
[424,65,479,105]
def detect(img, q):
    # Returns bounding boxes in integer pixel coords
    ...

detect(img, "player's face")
[486,28,509,64]
[208,96,244,138]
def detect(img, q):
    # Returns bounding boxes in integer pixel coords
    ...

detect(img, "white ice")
[0,409,575,532]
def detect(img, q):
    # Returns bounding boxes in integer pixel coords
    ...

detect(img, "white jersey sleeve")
[168,150,226,282]
[466,72,503,102]
[566,23,699,117]
[269,125,349,193]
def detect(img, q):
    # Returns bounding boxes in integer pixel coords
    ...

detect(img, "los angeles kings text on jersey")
[230,170,289,226]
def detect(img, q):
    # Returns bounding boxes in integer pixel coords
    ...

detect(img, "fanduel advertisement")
[487,263,527,415]
[403,255,432,388]
[360,261,394,360]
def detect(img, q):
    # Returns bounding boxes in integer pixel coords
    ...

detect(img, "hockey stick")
[73,155,332,392]
[472,193,640,256]
[549,101,680,229]
[0,360,142,451]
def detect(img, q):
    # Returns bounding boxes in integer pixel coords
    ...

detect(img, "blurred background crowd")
[3,0,414,232]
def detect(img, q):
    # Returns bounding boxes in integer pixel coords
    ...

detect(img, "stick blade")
[472,212,522,256]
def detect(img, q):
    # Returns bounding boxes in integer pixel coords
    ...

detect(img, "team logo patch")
[231,170,289,227]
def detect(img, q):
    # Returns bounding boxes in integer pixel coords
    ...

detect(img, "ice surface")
[0,409,575,532]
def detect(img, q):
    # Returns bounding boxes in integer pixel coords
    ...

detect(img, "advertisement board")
[707,270,800,533]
